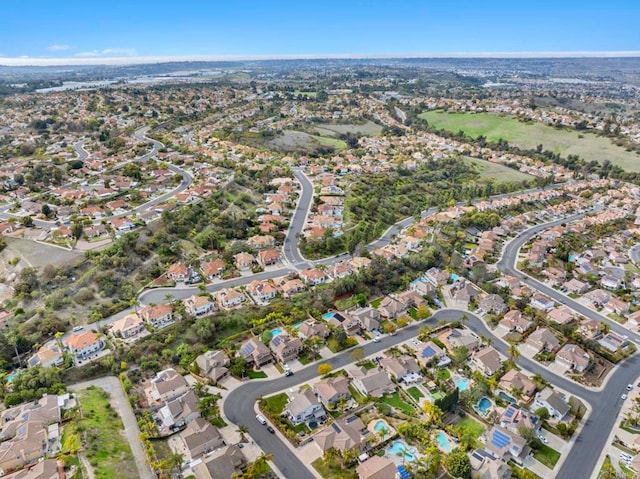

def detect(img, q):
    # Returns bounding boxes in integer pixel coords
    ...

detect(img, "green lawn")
[261,393,289,416]
[437,369,451,380]
[533,444,561,469]
[419,110,640,171]
[246,369,268,379]
[349,384,369,405]
[454,415,486,439]
[312,458,358,479]
[370,297,383,308]
[407,386,425,402]
[380,392,415,415]
[72,387,138,479]
[462,156,534,183]
[313,120,384,137]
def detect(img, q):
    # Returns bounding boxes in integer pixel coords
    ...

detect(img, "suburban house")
[472,347,503,377]
[599,332,629,353]
[478,294,507,315]
[425,267,449,286]
[576,318,602,340]
[469,449,512,479]
[191,444,246,479]
[300,268,327,286]
[325,310,361,335]
[499,404,540,433]
[285,389,326,426]
[179,417,225,461]
[195,350,230,382]
[247,280,279,303]
[280,278,306,298]
[377,296,407,319]
[356,456,397,479]
[269,334,303,364]
[201,259,225,281]
[215,288,246,309]
[313,415,368,454]
[533,387,571,420]
[297,320,330,340]
[379,355,422,384]
[145,368,190,407]
[28,343,64,368]
[416,341,449,368]
[524,328,560,355]
[239,338,273,368]
[437,328,480,352]
[601,275,623,290]
[547,306,575,325]
[167,262,190,282]
[409,276,436,297]
[349,307,381,333]
[139,304,174,329]
[555,344,591,372]
[65,331,105,360]
[233,252,256,271]
[157,390,200,431]
[498,310,533,334]
[1,459,61,479]
[498,370,537,398]
[313,377,352,408]
[184,295,216,316]
[483,426,529,464]
[110,313,146,339]
[258,249,280,266]
[563,278,590,295]
[348,366,396,398]
[530,293,555,312]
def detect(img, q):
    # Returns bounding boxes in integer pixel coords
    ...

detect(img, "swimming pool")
[271,327,284,338]
[477,397,492,414]
[451,273,459,281]
[387,441,416,462]
[322,312,336,321]
[454,377,470,391]
[436,430,454,453]
[293,322,303,329]
[373,420,391,439]
[498,391,516,404]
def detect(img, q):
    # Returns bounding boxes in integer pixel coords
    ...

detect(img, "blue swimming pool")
[436,431,454,453]
[293,322,303,329]
[477,397,492,414]
[271,327,284,338]
[451,273,459,281]
[322,312,336,321]
[498,391,516,404]
[373,420,391,439]
[455,377,470,391]
[387,441,416,462]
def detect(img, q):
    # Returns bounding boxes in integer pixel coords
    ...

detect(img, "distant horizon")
[2,51,640,68]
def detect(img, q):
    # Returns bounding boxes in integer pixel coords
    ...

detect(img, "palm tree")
[236,424,249,443]
[507,344,520,360]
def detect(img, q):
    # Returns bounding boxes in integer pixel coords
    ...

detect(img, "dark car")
[285,370,294,377]
[266,426,275,434]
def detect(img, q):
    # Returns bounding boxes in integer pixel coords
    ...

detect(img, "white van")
[256,414,267,425]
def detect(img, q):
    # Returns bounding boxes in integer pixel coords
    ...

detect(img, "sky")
[0,0,639,65]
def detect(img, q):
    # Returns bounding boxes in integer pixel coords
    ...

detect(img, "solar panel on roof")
[504,407,515,419]
[331,423,341,433]
[491,430,511,448]
[240,344,255,355]
[421,346,435,358]
[471,451,484,461]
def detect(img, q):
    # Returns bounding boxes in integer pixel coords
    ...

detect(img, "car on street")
[285,370,294,377]
[622,394,628,400]
[256,414,267,425]
[266,426,275,434]
[627,384,634,391]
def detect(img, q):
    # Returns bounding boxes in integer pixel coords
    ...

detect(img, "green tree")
[445,449,472,479]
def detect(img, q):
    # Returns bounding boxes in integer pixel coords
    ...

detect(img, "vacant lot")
[313,120,383,137]
[419,111,640,171]
[463,156,534,183]
[67,387,138,479]
[267,130,347,153]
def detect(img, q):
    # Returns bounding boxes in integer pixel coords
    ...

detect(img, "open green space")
[454,415,486,439]
[462,156,535,183]
[261,392,289,416]
[407,386,425,402]
[379,392,415,415]
[66,387,137,479]
[313,120,384,137]
[266,130,347,153]
[246,369,268,379]
[419,110,640,171]
[312,457,358,479]
[533,444,561,469]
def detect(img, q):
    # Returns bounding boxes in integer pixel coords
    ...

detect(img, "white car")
[537,435,548,444]
[622,394,628,400]
[627,384,634,391]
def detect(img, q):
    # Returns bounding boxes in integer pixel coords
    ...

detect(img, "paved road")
[497,212,640,479]
[284,168,314,266]
[74,141,89,161]
[68,376,155,479]
[630,244,640,265]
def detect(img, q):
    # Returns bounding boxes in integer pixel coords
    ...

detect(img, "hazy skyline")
[1,0,639,65]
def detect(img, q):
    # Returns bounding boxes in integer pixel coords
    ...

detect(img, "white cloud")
[47,44,71,52]
[74,48,136,58]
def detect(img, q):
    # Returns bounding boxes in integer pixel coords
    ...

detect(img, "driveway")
[69,376,155,479]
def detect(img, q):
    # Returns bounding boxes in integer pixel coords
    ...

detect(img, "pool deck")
[367,418,396,442]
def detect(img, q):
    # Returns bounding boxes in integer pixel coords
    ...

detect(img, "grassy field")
[419,110,640,171]
[71,387,137,479]
[267,130,347,153]
[454,415,486,439]
[313,120,383,137]
[462,156,535,183]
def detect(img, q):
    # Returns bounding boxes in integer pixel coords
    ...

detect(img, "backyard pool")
[498,391,516,404]
[271,327,284,338]
[373,420,391,439]
[454,377,470,391]
[293,322,303,329]
[477,397,493,415]
[322,312,336,321]
[436,430,454,453]
[387,441,416,462]
[451,273,459,281]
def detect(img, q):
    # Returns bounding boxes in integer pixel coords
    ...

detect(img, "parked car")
[256,414,267,425]
[266,426,275,434]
